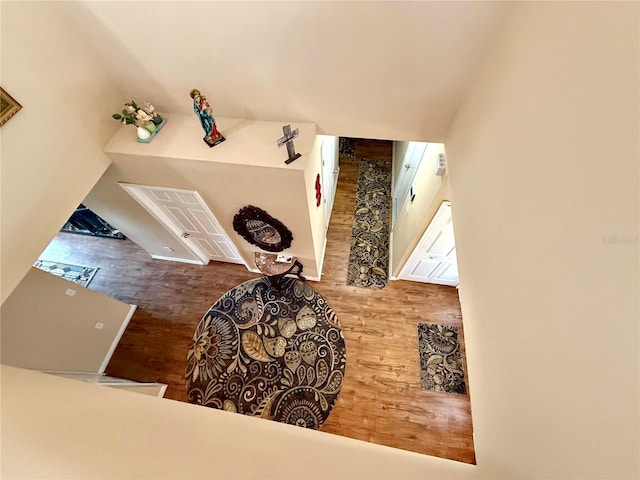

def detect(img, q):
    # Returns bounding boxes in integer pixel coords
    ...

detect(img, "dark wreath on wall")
[232,205,293,252]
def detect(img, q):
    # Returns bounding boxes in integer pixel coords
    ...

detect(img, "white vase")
[136,126,151,140]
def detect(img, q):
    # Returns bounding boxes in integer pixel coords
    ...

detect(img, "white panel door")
[398,201,459,286]
[393,141,428,225]
[120,184,245,265]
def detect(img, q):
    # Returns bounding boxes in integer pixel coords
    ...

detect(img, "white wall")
[96,114,321,278]
[67,1,508,142]
[1,268,134,373]
[304,135,330,279]
[1,0,506,301]
[445,2,639,478]
[392,141,410,188]
[84,165,202,264]
[0,2,123,302]
[391,144,449,276]
[1,365,476,480]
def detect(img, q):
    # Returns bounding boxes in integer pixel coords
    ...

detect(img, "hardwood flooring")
[39,139,475,464]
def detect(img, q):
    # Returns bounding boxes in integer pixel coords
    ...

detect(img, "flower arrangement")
[112,101,162,127]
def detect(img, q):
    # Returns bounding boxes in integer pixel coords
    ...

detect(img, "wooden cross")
[277,124,302,164]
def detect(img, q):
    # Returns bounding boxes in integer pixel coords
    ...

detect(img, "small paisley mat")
[418,323,467,395]
[33,259,98,287]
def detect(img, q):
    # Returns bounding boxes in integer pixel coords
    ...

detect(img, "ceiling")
[65,1,509,142]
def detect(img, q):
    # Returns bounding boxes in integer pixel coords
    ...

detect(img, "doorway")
[321,136,340,229]
[119,184,245,266]
[392,141,428,227]
[397,200,459,286]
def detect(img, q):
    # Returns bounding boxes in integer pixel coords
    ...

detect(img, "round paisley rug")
[186,277,346,429]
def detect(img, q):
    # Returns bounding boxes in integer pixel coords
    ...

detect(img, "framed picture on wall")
[0,88,22,127]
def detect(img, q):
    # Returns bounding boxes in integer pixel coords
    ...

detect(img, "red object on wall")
[315,174,322,207]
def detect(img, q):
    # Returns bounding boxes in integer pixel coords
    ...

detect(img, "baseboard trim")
[316,236,328,282]
[99,304,137,374]
[151,255,205,265]
[40,370,106,376]
[388,229,397,279]
[103,382,168,398]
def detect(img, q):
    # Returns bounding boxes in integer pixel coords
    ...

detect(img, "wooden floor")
[40,139,475,464]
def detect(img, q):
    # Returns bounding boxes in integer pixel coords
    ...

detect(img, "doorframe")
[321,136,340,230]
[119,183,243,267]
[392,141,428,228]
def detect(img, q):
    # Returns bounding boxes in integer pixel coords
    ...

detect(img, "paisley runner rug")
[186,277,346,429]
[346,158,391,289]
[338,137,357,158]
[418,323,467,394]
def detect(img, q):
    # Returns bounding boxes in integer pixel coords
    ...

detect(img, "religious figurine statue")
[190,88,225,147]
